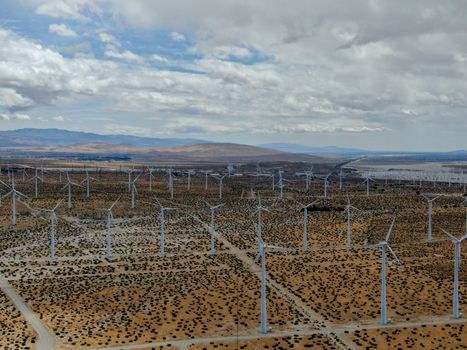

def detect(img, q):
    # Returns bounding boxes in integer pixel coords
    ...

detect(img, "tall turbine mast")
[97,196,121,259]
[155,198,176,257]
[421,194,441,241]
[2,172,27,225]
[441,229,467,319]
[297,199,318,251]
[205,201,225,255]
[345,195,361,249]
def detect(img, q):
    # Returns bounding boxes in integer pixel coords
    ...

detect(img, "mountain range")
[0,128,207,148]
[0,128,320,163]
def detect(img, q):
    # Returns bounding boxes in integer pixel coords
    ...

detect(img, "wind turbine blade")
[385,217,396,242]
[441,229,460,243]
[386,244,401,263]
[109,195,122,210]
[154,197,162,207]
[15,190,28,198]
[53,199,63,211]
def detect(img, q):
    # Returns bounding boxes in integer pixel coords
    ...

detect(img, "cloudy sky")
[1,0,466,151]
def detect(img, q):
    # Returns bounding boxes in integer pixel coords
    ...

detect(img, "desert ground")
[0,161,466,349]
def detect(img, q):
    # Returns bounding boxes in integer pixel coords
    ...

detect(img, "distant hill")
[0,128,207,147]
[1,142,320,163]
[259,143,370,155]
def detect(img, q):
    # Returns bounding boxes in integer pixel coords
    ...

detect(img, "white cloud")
[49,23,78,38]
[53,115,65,121]
[170,31,185,42]
[13,113,32,120]
[0,113,10,121]
[150,54,169,63]
[104,49,144,64]
[0,88,34,109]
[104,123,153,136]
[211,46,252,60]
[98,32,120,47]
[6,1,467,148]
[35,0,99,21]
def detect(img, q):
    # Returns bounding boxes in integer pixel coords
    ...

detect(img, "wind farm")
[2,1,467,348]
[0,154,466,350]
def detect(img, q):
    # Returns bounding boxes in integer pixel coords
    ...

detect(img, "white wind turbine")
[367,218,400,325]
[254,234,292,334]
[61,172,81,209]
[186,170,195,191]
[322,173,332,198]
[362,175,375,196]
[81,170,96,199]
[205,201,225,255]
[167,168,174,199]
[421,194,441,241]
[441,229,467,319]
[126,169,134,193]
[130,173,141,209]
[41,199,63,259]
[97,196,121,259]
[202,170,211,191]
[344,196,361,249]
[0,179,7,208]
[155,198,176,257]
[296,199,318,251]
[212,174,226,200]
[148,168,157,192]
[2,173,27,225]
[276,170,286,199]
[29,168,43,198]
[227,164,234,177]
[269,173,275,191]
[304,169,313,191]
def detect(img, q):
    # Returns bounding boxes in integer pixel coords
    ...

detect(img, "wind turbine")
[303,169,314,191]
[148,168,157,192]
[202,170,210,191]
[254,235,292,334]
[276,170,285,199]
[421,194,441,241]
[155,198,176,257]
[323,173,332,198]
[61,172,81,209]
[227,164,234,177]
[441,229,467,319]
[28,168,43,198]
[362,175,375,196]
[97,196,121,259]
[130,173,141,209]
[81,170,95,199]
[126,169,134,193]
[212,175,226,200]
[167,168,174,200]
[345,196,361,249]
[205,201,225,255]
[2,173,27,225]
[186,170,195,191]
[297,199,318,251]
[41,199,62,259]
[367,218,400,324]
